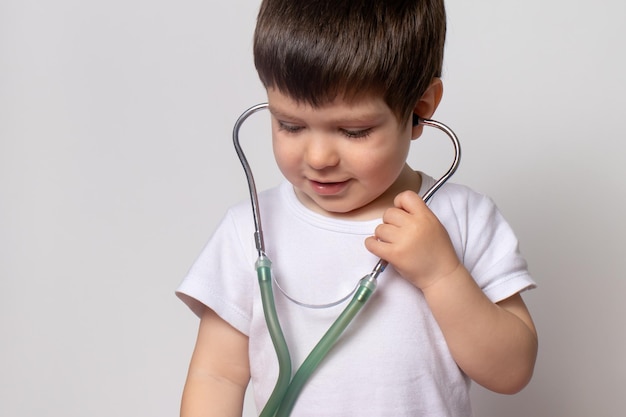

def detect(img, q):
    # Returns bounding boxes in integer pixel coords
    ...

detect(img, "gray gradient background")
[1,0,625,416]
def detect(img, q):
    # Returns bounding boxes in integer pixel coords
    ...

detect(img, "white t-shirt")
[176,173,536,416]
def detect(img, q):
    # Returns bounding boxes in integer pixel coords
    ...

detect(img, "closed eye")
[341,128,373,139]
[277,121,304,134]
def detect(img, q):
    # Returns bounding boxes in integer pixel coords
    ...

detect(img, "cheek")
[272,136,299,175]
[354,140,410,181]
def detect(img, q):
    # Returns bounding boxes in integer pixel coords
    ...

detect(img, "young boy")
[176,1,538,416]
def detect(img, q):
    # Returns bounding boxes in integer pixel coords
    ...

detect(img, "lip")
[308,179,350,196]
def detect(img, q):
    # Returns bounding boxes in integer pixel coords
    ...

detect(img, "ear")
[411,78,444,139]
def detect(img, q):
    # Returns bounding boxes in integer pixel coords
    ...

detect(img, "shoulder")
[423,174,496,221]
[421,174,513,254]
[227,183,286,221]
[421,175,535,299]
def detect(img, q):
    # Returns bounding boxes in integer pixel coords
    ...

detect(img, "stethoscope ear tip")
[412,113,420,126]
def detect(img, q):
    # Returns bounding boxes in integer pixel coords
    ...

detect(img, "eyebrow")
[267,106,297,120]
[267,105,386,125]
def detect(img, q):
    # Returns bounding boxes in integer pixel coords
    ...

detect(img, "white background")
[1,0,625,416]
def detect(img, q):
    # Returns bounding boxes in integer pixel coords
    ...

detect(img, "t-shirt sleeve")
[467,192,536,302]
[437,185,536,303]
[175,208,256,336]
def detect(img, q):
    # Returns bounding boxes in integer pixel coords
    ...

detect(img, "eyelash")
[277,121,372,140]
[277,122,304,134]
[341,128,372,139]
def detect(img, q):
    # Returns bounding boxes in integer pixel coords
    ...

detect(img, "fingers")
[366,190,459,289]
[364,234,392,259]
[365,190,429,253]
[382,190,427,228]
[393,190,427,214]
[371,220,400,245]
[365,190,434,263]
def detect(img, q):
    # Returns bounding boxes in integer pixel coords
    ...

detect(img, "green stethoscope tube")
[273,276,377,417]
[258,260,378,417]
[257,257,292,417]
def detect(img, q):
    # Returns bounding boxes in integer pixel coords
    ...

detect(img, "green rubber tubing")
[274,276,377,417]
[257,258,293,417]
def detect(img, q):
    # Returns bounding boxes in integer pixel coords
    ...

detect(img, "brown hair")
[253,0,446,122]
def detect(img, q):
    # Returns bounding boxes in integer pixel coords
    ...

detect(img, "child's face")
[268,88,416,220]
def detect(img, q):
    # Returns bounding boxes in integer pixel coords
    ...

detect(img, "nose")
[304,136,340,170]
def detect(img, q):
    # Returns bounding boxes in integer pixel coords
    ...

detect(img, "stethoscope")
[233,103,461,417]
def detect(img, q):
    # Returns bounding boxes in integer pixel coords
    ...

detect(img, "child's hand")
[365,190,461,290]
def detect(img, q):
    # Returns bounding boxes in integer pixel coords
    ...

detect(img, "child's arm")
[420,271,537,394]
[365,191,538,394]
[181,307,250,417]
